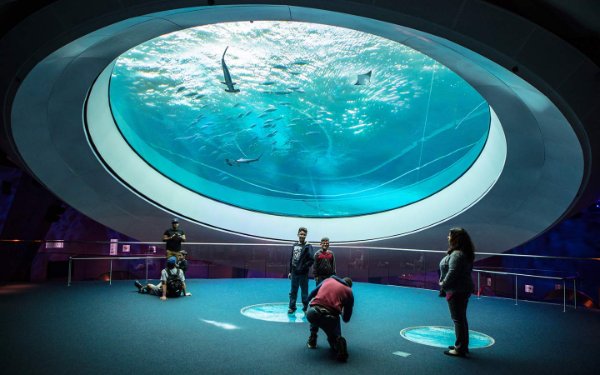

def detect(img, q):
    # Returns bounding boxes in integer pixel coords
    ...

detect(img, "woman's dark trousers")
[447,292,470,353]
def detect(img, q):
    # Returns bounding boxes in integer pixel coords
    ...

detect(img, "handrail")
[473,269,577,312]
[473,269,572,280]
[70,256,164,260]
[66,253,581,313]
[4,239,600,261]
[68,255,165,287]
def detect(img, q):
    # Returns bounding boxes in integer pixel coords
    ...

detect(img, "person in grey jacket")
[439,227,475,357]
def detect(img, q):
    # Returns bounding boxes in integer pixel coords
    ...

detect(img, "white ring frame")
[10,5,582,247]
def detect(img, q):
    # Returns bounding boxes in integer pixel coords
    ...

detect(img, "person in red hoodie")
[312,237,336,285]
[305,276,354,362]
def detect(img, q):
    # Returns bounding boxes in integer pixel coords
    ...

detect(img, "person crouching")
[305,276,354,362]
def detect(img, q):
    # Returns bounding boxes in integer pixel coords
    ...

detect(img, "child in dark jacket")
[288,227,314,314]
[313,237,336,285]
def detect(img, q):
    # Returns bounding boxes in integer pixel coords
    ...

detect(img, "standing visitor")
[439,227,475,357]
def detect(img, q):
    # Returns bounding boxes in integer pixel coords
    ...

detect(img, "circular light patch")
[241,303,307,323]
[400,326,494,349]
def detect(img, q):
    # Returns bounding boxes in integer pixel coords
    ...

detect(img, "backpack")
[165,268,183,297]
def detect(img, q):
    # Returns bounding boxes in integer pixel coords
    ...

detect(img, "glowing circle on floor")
[241,303,307,323]
[400,326,494,349]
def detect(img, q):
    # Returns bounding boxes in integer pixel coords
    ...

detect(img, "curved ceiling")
[1,1,599,251]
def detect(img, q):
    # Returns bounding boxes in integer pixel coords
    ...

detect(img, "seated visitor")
[135,256,191,300]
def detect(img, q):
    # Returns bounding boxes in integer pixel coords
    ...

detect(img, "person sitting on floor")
[135,256,191,300]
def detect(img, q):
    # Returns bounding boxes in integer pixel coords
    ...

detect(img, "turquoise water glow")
[109,21,490,217]
[400,326,494,349]
[241,303,307,323]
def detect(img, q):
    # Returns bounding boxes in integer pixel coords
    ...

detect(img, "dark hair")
[343,277,353,288]
[448,227,475,261]
[298,227,308,234]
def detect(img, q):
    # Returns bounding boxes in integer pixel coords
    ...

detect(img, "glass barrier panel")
[2,240,598,309]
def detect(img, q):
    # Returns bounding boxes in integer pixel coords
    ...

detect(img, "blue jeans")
[289,273,309,310]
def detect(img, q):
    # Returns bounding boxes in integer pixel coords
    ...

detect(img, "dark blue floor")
[1,279,599,374]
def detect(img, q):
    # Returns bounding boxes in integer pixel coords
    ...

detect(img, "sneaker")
[307,333,317,349]
[302,305,308,313]
[134,280,143,291]
[287,308,296,314]
[336,336,348,362]
[327,337,336,350]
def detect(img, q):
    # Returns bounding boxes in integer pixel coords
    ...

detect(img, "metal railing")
[68,255,164,286]
[2,239,597,310]
[66,255,580,313]
[474,269,577,312]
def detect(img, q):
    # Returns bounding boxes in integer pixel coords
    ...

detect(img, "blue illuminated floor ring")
[241,302,307,323]
[400,326,494,349]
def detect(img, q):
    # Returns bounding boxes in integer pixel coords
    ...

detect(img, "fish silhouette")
[225,153,263,166]
[221,47,240,93]
[354,70,372,85]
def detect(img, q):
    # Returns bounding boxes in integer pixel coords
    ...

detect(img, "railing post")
[145,256,149,283]
[386,262,390,286]
[514,275,518,305]
[573,279,577,309]
[423,254,426,288]
[68,257,72,287]
[109,259,113,286]
[477,271,481,299]
[563,279,566,312]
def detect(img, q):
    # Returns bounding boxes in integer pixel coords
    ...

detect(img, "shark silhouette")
[225,153,263,166]
[221,47,240,93]
[354,70,372,85]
